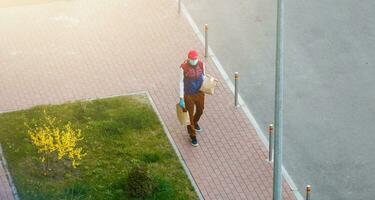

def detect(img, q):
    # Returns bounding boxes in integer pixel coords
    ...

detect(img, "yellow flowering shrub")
[26,110,86,175]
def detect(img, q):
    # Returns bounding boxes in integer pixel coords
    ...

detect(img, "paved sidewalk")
[0,0,296,199]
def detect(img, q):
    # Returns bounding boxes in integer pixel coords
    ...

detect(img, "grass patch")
[0,95,198,200]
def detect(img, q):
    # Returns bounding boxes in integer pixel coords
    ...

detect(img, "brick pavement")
[0,0,296,199]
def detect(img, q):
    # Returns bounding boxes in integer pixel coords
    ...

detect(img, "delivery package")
[200,74,218,95]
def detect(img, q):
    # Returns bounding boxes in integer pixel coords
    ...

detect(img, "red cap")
[188,50,198,59]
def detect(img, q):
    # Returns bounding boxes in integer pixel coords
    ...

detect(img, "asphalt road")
[183,0,375,199]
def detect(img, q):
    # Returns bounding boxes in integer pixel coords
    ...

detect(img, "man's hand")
[179,98,185,108]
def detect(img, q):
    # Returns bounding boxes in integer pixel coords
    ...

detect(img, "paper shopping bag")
[176,104,190,126]
[200,74,218,95]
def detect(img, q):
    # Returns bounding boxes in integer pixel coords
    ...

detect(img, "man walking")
[179,50,205,147]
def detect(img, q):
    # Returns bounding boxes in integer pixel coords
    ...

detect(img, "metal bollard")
[234,72,239,107]
[306,185,311,200]
[178,0,181,14]
[268,123,274,162]
[204,24,208,58]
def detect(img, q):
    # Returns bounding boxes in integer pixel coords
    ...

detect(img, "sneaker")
[194,124,202,132]
[191,138,199,147]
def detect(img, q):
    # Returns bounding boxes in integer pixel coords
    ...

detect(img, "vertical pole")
[306,185,311,200]
[268,123,274,162]
[273,0,284,199]
[234,72,239,107]
[204,24,208,58]
[178,0,181,14]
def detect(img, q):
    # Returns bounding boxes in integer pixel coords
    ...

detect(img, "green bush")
[126,164,155,198]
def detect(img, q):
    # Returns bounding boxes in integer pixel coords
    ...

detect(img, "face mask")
[188,59,198,66]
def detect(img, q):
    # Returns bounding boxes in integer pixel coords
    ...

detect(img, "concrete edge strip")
[178,1,304,200]
[0,144,20,200]
[0,91,204,200]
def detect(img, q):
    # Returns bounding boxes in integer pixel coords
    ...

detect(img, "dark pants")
[184,91,205,140]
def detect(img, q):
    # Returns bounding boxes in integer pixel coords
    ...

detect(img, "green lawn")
[0,95,198,200]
